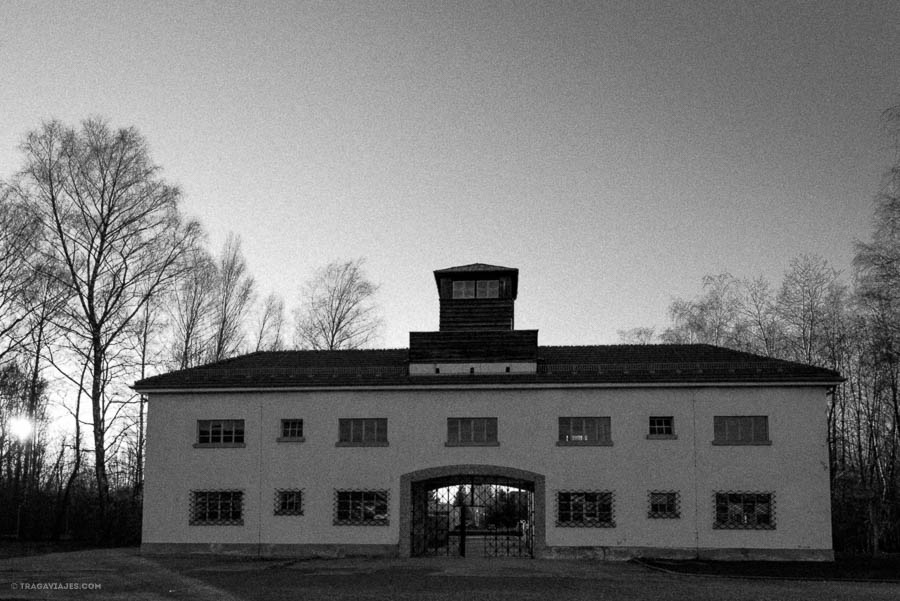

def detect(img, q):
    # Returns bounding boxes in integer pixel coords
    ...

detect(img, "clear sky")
[2,1,898,349]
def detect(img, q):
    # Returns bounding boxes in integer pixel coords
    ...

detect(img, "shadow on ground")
[637,554,900,582]
[2,548,900,601]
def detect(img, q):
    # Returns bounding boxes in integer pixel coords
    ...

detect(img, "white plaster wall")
[142,385,832,553]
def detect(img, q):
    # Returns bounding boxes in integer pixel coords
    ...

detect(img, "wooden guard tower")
[409,263,537,374]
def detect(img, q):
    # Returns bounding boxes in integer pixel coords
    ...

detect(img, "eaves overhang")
[133,379,843,395]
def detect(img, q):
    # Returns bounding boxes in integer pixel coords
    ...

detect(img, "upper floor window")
[196,419,245,447]
[647,416,676,439]
[278,419,304,442]
[446,417,499,446]
[713,416,770,445]
[557,417,612,446]
[452,279,499,299]
[337,418,388,446]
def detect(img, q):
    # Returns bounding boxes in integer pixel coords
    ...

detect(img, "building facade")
[136,264,840,560]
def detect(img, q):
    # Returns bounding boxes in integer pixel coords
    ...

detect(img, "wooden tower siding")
[409,330,539,363]
[439,299,515,331]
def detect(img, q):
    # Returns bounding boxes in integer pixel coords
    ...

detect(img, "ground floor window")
[714,492,775,529]
[189,490,243,525]
[334,490,389,525]
[274,489,304,516]
[556,491,614,527]
[648,491,680,518]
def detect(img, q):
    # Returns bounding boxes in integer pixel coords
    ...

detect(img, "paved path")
[0,549,240,601]
[2,549,900,601]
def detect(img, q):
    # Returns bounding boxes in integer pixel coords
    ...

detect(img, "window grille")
[713,491,775,529]
[648,491,680,518]
[556,491,615,527]
[649,416,674,436]
[447,417,498,445]
[197,420,244,445]
[274,489,304,516]
[557,417,611,444]
[280,419,304,439]
[338,418,388,445]
[334,490,389,526]
[713,416,769,444]
[189,490,243,525]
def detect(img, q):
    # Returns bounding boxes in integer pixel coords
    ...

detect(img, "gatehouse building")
[136,263,839,560]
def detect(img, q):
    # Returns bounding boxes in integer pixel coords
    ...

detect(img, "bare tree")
[14,118,200,528]
[0,187,40,363]
[293,258,382,350]
[855,101,900,362]
[737,275,780,356]
[660,273,741,346]
[253,292,286,352]
[852,100,900,553]
[208,233,255,362]
[616,327,657,344]
[167,246,217,369]
[776,255,840,364]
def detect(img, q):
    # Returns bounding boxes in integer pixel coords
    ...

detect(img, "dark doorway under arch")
[399,465,545,558]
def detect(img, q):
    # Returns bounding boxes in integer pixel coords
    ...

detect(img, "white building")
[136,264,840,560]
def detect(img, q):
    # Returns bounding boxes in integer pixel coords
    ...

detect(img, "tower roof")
[433,263,519,300]
[433,263,517,274]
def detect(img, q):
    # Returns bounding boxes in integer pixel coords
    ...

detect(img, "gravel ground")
[2,549,899,601]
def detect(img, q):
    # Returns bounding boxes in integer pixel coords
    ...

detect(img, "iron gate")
[410,475,534,557]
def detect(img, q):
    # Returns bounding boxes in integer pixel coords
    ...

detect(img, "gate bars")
[410,475,534,557]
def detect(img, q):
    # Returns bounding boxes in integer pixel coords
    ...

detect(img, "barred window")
[190,490,243,525]
[446,417,498,445]
[279,419,304,441]
[274,489,303,516]
[648,491,680,518]
[714,492,775,529]
[557,417,611,445]
[197,420,244,446]
[713,416,769,445]
[648,416,675,437]
[338,418,388,446]
[334,490,389,525]
[556,491,614,527]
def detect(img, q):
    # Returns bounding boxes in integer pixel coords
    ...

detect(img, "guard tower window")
[452,279,499,299]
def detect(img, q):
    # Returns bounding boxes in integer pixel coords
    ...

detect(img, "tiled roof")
[133,344,842,391]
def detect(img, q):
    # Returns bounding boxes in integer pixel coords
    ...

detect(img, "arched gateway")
[399,465,546,558]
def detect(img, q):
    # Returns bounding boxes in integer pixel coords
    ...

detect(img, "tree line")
[0,118,380,543]
[619,102,900,553]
